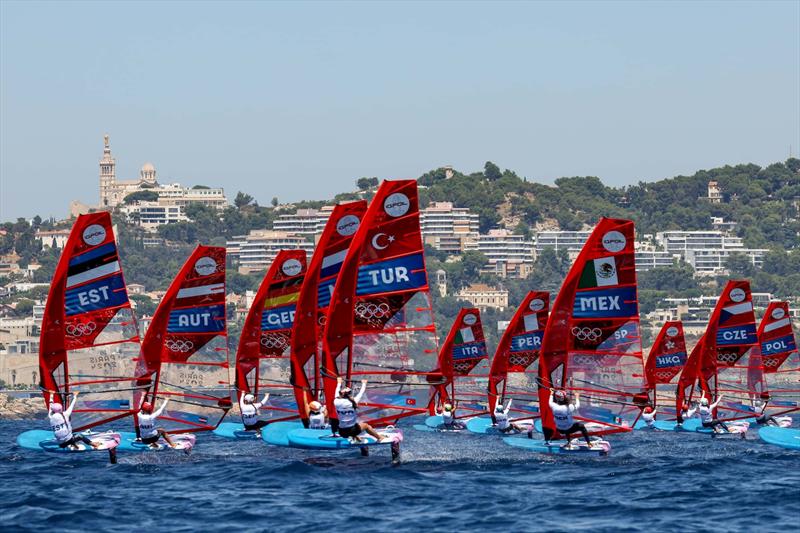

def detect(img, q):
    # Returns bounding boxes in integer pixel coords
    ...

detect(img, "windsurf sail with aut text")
[537,218,647,437]
[488,291,549,421]
[322,180,439,428]
[433,308,489,418]
[747,301,799,418]
[236,250,306,424]
[290,201,367,426]
[137,246,231,433]
[644,321,686,418]
[39,212,141,431]
[676,280,758,422]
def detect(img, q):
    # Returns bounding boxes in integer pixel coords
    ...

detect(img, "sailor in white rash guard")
[493,399,524,433]
[48,392,98,450]
[546,390,594,447]
[304,396,328,429]
[676,402,697,426]
[138,399,176,448]
[641,406,657,428]
[240,392,270,435]
[697,393,729,432]
[333,377,386,441]
[437,402,465,429]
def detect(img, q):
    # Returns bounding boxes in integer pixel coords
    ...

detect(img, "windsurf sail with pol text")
[321,180,439,428]
[39,212,141,431]
[235,250,306,424]
[137,246,232,433]
[488,291,550,422]
[644,320,686,417]
[433,307,489,418]
[289,201,368,426]
[676,280,758,422]
[537,218,647,437]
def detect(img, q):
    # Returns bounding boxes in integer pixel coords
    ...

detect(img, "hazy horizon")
[2,1,798,221]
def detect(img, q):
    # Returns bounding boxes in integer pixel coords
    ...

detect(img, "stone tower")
[99,134,116,207]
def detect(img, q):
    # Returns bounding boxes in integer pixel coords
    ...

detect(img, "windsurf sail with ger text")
[433,308,489,418]
[289,201,367,426]
[537,218,648,437]
[322,180,439,428]
[235,250,306,424]
[747,301,799,418]
[676,280,758,422]
[644,320,686,418]
[137,246,231,433]
[39,212,142,431]
[488,291,549,422]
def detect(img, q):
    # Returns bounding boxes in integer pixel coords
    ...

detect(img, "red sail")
[537,218,646,437]
[433,308,489,417]
[137,245,231,433]
[675,280,757,421]
[644,321,686,416]
[321,180,439,428]
[236,250,306,424]
[747,301,799,418]
[488,291,549,419]
[289,201,367,424]
[39,212,141,431]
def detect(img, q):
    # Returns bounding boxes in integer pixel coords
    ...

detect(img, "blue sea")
[1,419,798,532]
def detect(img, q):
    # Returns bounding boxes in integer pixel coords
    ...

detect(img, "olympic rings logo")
[571,327,603,342]
[655,371,675,380]
[509,355,532,367]
[762,358,781,368]
[66,322,97,337]
[453,362,472,373]
[166,339,194,353]
[355,302,391,320]
[260,334,288,349]
[716,352,740,364]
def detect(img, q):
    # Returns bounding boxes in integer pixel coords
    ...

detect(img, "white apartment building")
[120,201,186,230]
[273,207,332,236]
[420,202,480,252]
[35,229,71,249]
[685,247,769,275]
[465,229,534,279]
[227,230,315,273]
[655,231,741,254]
[533,230,590,257]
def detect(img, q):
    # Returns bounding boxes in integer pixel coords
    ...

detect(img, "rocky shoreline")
[0,394,45,420]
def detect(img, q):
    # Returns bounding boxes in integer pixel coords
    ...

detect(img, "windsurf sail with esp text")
[289,201,367,426]
[537,218,647,437]
[137,246,232,433]
[236,250,306,424]
[488,291,550,422]
[644,321,686,418]
[322,180,439,428]
[39,212,141,431]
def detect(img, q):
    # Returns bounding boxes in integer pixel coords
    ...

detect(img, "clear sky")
[1,0,798,221]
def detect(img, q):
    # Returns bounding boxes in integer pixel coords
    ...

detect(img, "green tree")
[271,197,279,207]
[484,161,502,181]
[123,190,159,204]
[234,192,254,209]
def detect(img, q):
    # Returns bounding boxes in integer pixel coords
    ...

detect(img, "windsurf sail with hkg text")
[289,201,367,426]
[644,320,686,418]
[39,212,142,431]
[488,291,549,422]
[235,250,306,424]
[537,218,647,437]
[321,180,439,428]
[137,246,232,433]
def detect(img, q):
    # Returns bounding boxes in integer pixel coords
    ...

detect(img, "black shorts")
[338,424,362,438]
[558,422,585,434]
[244,420,269,431]
[141,434,160,445]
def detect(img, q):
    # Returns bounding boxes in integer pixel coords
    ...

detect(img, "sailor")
[240,392,271,436]
[698,393,729,433]
[438,401,465,429]
[48,392,99,450]
[138,399,176,448]
[641,406,657,428]
[676,402,697,426]
[304,395,328,430]
[493,399,524,433]
[751,398,786,427]
[547,390,594,447]
[334,377,386,442]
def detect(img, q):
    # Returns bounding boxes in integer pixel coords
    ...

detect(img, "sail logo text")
[655,353,686,368]
[177,312,213,327]
[367,266,409,286]
[578,295,619,312]
[76,285,111,306]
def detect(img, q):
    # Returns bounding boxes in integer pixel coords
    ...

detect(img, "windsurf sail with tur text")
[289,201,367,426]
[644,321,686,418]
[488,291,549,421]
[537,218,647,437]
[676,280,758,422]
[39,212,141,431]
[236,250,306,424]
[747,301,799,418]
[137,246,231,433]
[321,180,439,428]
[433,308,489,418]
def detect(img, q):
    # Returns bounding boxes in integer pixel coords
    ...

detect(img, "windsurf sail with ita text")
[537,218,647,437]
[137,246,232,433]
[39,212,141,431]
